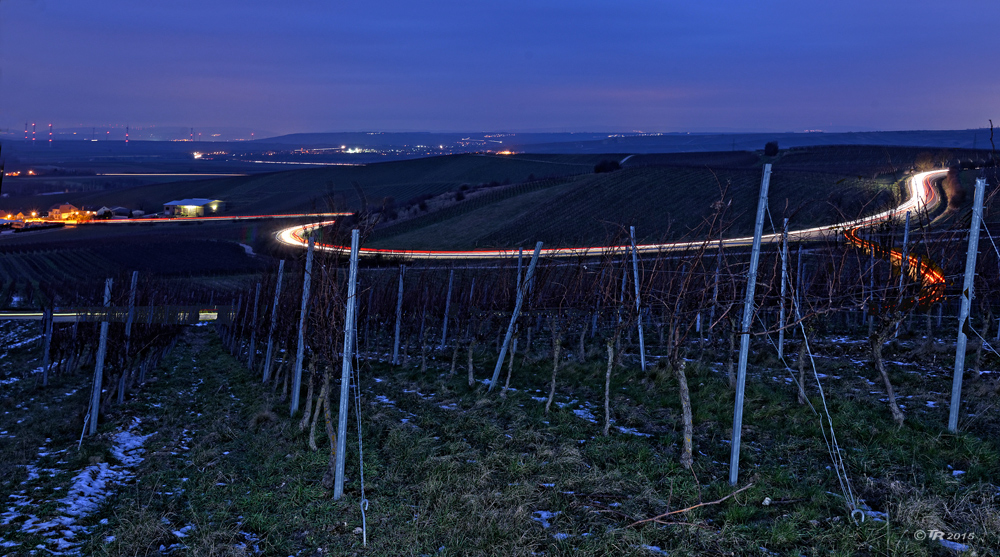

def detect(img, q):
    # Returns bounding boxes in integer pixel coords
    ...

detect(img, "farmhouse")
[164,199,226,217]
[96,206,132,218]
[48,203,81,220]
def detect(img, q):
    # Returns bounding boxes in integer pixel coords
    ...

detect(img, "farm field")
[0,154,601,219]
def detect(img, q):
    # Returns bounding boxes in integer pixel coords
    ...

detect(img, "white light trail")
[273,170,947,260]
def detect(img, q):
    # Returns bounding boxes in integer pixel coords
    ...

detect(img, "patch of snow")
[952,470,965,477]
[6,335,43,349]
[616,426,652,437]
[1,418,154,554]
[531,510,560,528]
[572,408,598,423]
[863,510,887,522]
[639,545,669,555]
[939,539,969,552]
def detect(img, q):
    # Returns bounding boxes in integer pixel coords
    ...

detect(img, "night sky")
[2,0,998,135]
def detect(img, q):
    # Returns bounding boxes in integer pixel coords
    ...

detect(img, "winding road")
[274,170,947,260]
[0,170,946,323]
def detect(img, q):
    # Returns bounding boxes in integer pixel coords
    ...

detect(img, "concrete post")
[778,219,789,360]
[263,260,286,383]
[248,282,261,370]
[290,235,315,416]
[392,265,405,365]
[335,229,361,500]
[490,242,543,390]
[729,164,771,485]
[89,278,113,436]
[630,226,646,371]
[949,178,986,432]
[440,269,454,349]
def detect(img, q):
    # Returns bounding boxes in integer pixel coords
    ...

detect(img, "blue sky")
[1,0,998,135]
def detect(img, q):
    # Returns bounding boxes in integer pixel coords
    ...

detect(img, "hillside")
[366,165,898,250]
[0,154,600,218]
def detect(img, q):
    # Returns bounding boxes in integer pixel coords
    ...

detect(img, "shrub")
[594,159,621,173]
[764,141,779,156]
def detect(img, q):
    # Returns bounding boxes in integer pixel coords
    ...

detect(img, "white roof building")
[163,198,225,217]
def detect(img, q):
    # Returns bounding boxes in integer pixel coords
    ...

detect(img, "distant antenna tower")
[32,123,36,144]
[126,126,129,144]
[24,123,28,141]
[49,123,53,146]
[92,127,96,141]
[190,128,194,142]
[106,130,110,141]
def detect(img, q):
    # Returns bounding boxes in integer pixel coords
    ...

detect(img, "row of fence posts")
[727,169,989,485]
[80,271,177,436]
[224,230,363,502]
[216,173,991,492]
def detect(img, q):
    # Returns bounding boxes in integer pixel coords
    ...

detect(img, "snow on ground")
[238,243,256,257]
[526,395,655,436]
[531,510,559,528]
[0,418,155,554]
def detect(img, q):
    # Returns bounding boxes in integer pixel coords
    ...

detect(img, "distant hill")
[511,129,998,154]
[258,129,998,153]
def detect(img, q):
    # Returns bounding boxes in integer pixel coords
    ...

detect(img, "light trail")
[843,228,946,309]
[78,212,353,225]
[96,173,250,177]
[0,306,233,323]
[274,170,947,260]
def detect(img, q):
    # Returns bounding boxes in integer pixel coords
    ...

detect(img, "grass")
[2,321,994,555]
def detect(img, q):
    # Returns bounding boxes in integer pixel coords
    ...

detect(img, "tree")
[764,141,779,157]
[943,167,965,210]
[594,159,621,174]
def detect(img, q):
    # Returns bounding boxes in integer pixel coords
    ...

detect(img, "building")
[163,199,225,217]
[48,203,81,220]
